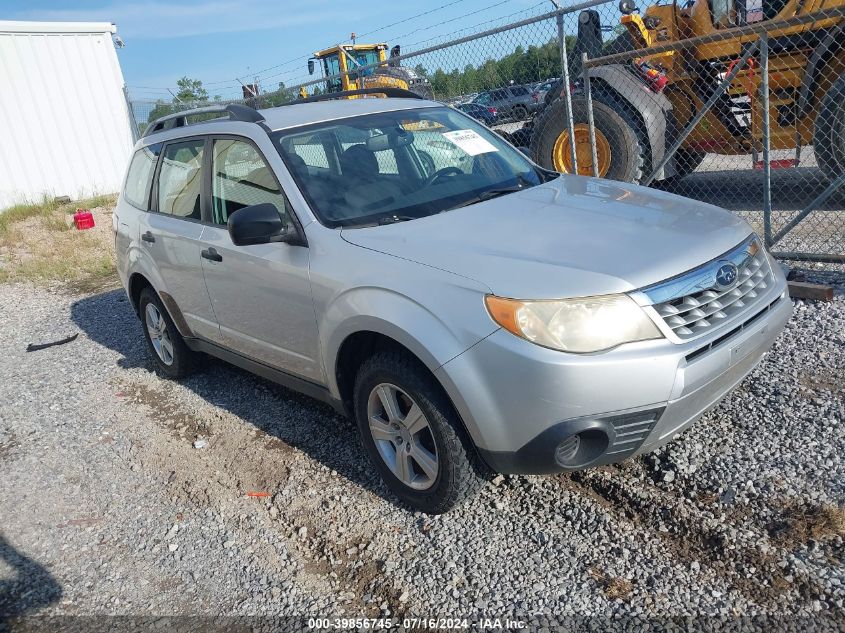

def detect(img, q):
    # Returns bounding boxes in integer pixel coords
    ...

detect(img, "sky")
[3,0,552,102]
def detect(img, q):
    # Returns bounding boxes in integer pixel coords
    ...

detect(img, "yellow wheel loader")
[529,0,845,182]
[307,43,432,99]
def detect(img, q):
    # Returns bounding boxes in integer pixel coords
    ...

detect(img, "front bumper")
[436,287,792,474]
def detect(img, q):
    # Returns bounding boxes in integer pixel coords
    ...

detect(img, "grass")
[0,194,119,289]
[0,198,59,234]
[589,567,634,601]
[769,503,845,547]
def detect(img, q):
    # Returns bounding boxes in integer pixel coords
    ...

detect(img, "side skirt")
[184,337,345,415]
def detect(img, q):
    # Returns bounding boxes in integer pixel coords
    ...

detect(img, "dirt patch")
[768,502,845,547]
[800,369,845,396]
[0,196,116,287]
[589,567,634,601]
[115,380,212,442]
[568,470,827,608]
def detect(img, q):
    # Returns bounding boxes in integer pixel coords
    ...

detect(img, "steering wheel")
[423,166,463,187]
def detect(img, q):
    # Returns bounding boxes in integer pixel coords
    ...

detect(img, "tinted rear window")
[123,144,161,209]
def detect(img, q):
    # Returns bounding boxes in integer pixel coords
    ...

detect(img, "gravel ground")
[0,274,843,628]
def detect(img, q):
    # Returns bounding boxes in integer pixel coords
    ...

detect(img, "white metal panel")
[0,22,134,209]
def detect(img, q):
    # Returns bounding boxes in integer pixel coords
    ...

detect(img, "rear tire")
[139,287,195,379]
[814,72,845,181]
[353,350,486,514]
[530,96,647,183]
[512,105,528,121]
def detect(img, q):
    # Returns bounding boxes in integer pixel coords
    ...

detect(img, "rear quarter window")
[123,144,161,209]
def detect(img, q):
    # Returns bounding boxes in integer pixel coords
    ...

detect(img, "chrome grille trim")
[641,236,775,341]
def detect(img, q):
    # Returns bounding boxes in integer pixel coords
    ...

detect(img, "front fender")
[321,285,498,399]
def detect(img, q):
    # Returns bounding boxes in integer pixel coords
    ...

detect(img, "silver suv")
[114,92,792,513]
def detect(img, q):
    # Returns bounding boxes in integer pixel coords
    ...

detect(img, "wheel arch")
[799,23,845,117]
[127,271,193,338]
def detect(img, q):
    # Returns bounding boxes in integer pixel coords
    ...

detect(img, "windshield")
[346,49,380,80]
[321,54,343,93]
[273,106,546,228]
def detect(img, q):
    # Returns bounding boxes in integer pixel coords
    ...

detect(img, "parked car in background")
[473,85,538,121]
[531,79,559,106]
[454,102,498,126]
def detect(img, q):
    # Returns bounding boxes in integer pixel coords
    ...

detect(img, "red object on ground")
[754,158,799,170]
[74,209,95,230]
[246,491,270,498]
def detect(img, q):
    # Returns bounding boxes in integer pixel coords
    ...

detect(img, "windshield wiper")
[377,215,416,225]
[447,185,525,211]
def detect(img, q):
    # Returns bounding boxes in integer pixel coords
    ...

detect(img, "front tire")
[353,350,485,514]
[530,96,647,182]
[139,287,195,379]
[814,72,845,181]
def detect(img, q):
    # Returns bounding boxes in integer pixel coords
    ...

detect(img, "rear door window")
[157,139,205,220]
[124,144,161,209]
[510,86,529,96]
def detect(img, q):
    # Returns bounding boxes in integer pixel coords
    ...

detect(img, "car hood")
[340,176,752,299]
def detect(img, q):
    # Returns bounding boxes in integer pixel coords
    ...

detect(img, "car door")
[138,137,222,343]
[198,136,322,382]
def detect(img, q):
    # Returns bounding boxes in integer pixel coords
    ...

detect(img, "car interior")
[277,120,526,226]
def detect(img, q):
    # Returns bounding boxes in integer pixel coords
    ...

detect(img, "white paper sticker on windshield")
[441,129,499,156]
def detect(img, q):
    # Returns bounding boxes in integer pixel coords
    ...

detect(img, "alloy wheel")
[145,303,175,366]
[366,383,439,490]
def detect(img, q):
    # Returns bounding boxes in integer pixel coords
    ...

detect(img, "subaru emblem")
[714,262,738,290]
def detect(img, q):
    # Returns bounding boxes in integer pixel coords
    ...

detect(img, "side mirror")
[228,203,298,246]
[308,59,315,75]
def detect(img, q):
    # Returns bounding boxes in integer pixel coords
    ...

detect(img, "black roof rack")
[293,87,425,104]
[142,103,265,138]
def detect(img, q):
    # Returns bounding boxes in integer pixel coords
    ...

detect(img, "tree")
[147,99,178,126]
[175,76,208,102]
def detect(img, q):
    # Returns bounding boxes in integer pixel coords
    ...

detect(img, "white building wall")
[0,21,134,209]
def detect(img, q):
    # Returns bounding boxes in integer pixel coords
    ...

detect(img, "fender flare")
[322,287,494,400]
[588,64,676,179]
[798,23,844,117]
[125,250,193,337]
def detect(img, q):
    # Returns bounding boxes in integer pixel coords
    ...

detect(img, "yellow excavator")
[307,41,432,99]
[529,0,845,182]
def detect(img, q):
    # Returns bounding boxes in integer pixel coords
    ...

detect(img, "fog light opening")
[554,429,610,468]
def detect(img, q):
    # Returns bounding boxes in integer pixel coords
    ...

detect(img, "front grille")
[605,408,663,458]
[643,236,774,340]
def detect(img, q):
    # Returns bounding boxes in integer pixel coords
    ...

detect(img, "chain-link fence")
[530,1,845,266]
[127,0,845,266]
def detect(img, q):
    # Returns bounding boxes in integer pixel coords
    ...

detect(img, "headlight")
[484,294,662,353]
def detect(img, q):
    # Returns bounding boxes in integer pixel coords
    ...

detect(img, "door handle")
[141,231,155,243]
[201,247,223,262]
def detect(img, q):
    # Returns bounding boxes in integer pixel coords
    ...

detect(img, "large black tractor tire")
[814,72,845,181]
[529,95,648,183]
